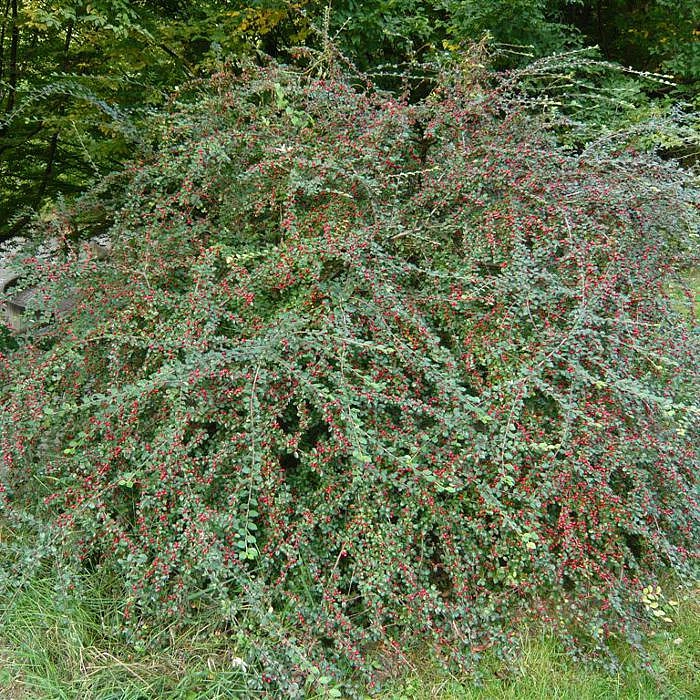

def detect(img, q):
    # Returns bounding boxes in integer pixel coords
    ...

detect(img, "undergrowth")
[0,574,697,699]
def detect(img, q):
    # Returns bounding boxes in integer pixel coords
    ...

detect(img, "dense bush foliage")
[1,59,698,696]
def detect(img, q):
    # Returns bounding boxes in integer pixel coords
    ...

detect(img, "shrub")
[1,58,698,696]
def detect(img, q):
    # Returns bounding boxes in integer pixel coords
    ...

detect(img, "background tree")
[561,0,699,86]
[0,1,313,241]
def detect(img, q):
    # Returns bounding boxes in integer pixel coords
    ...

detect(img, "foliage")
[0,1,154,236]
[322,0,446,71]
[443,0,578,60]
[0,58,698,696]
[381,586,700,699]
[559,0,700,85]
[2,1,698,241]
[326,0,699,81]
[492,47,698,156]
[0,1,313,239]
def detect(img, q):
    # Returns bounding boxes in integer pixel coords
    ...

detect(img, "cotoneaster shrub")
[1,58,698,696]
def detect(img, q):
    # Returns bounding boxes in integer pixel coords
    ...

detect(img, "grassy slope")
[382,589,699,699]
[0,576,697,699]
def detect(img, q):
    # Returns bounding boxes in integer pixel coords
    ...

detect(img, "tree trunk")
[5,0,18,114]
[35,20,73,207]
[0,0,11,83]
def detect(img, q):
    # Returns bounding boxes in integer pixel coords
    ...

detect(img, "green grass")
[380,587,700,699]
[0,575,250,699]
[1,574,697,699]
[668,268,700,318]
